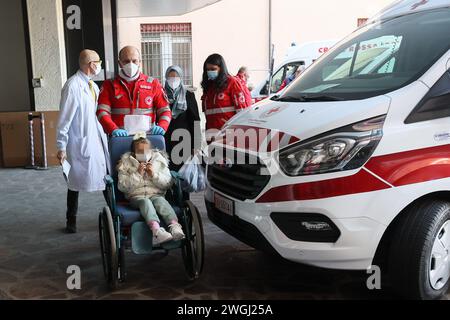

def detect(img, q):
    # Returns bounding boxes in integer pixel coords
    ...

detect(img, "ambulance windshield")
[280,8,450,101]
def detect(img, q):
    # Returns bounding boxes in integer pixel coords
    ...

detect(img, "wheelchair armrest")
[104,175,117,215]
[104,175,114,186]
[170,171,183,180]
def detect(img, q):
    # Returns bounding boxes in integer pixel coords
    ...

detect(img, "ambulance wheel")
[99,207,119,290]
[182,200,205,281]
[388,199,450,300]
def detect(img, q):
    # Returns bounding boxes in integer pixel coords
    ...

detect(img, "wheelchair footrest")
[131,222,154,255]
[131,222,184,254]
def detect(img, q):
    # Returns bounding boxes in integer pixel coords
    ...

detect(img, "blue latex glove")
[112,129,129,137]
[151,125,166,136]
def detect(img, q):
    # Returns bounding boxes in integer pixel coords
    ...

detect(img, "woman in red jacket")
[201,54,250,139]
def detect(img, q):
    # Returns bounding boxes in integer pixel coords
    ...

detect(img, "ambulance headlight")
[279,115,386,176]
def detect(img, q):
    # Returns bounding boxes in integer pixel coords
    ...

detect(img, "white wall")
[118,0,269,94]
[27,0,67,111]
[118,0,393,93]
[270,0,392,64]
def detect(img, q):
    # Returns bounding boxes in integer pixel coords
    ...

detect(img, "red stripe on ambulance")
[256,144,450,202]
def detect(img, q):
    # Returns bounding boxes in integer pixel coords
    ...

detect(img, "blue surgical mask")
[207,70,219,81]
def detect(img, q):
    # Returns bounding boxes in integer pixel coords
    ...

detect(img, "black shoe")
[66,217,77,234]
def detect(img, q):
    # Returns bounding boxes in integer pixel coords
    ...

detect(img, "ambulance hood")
[225,95,391,151]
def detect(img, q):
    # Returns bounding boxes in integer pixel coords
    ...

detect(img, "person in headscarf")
[164,65,201,171]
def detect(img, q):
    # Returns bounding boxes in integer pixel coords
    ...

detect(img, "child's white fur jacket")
[117,150,173,200]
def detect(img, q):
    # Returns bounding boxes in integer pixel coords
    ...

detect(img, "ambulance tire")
[388,199,450,300]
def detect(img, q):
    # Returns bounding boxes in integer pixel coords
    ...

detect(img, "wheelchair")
[99,135,204,289]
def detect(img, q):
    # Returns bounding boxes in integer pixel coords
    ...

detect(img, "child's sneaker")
[153,228,173,245]
[169,223,186,241]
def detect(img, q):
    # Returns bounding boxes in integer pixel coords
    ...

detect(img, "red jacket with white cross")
[97,73,172,135]
[201,75,251,131]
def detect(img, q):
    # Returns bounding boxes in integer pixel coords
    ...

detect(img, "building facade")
[117,0,393,97]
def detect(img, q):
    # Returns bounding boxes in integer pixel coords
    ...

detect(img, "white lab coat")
[57,70,110,192]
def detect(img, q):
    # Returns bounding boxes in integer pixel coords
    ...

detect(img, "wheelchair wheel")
[118,244,127,283]
[181,200,205,281]
[99,207,119,289]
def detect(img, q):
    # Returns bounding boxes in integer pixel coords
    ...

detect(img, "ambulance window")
[270,67,285,93]
[405,71,450,124]
[280,9,450,101]
[268,62,304,94]
[377,57,396,74]
[285,64,299,78]
[324,37,401,81]
[321,58,349,79]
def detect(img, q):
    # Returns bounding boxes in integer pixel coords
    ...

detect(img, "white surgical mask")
[122,62,139,78]
[167,77,181,90]
[135,152,151,163]
[94,63,102,76]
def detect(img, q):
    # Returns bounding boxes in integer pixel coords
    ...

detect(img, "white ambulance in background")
[251,40,337,102]
[206,0,450,299]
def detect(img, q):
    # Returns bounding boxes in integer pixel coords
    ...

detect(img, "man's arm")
[153,80,172,132]
[230,77,251,112]
[97,80,119,135]
[56,84,77,156]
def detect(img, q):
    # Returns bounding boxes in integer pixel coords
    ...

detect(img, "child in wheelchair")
[117,132,185,245]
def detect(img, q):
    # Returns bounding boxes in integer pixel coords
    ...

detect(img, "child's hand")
[138,163,147,176]
[146,163,154,177]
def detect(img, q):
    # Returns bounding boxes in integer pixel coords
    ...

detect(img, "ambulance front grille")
[207,154,270,201]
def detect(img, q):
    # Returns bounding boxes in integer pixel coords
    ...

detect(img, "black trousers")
[66,189,108,219]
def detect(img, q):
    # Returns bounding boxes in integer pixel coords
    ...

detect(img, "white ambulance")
[205,0,450,299]
[251,40,337,102]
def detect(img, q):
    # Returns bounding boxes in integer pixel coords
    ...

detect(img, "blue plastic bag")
[179,152,206,193]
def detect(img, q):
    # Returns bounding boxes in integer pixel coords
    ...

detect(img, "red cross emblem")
[260,105,286,119]
[267,107,281,115]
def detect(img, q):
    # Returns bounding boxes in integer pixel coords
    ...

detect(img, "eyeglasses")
[89,60,103,65]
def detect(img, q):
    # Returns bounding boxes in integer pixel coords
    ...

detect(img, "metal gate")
[141,23,193,87]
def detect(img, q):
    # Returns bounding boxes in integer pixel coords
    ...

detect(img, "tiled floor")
[0,168,448,300]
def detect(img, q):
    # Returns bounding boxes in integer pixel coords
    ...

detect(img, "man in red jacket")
[97,46,172,137]
[236,66,253,106]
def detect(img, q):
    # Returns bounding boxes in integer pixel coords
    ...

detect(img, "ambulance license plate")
[214,193,234,217]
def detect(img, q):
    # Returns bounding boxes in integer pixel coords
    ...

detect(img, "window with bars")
[141,23,193,87]
[357,18,369,27]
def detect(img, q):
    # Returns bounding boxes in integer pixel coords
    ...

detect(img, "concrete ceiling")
[117,0,223,18]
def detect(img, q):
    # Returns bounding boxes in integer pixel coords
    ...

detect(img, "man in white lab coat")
[56,49,110,233]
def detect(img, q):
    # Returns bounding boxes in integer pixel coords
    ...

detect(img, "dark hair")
[132,138,150,153]
[201,53,230,92]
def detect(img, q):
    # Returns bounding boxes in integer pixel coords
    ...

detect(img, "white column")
[26,0,67,111]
